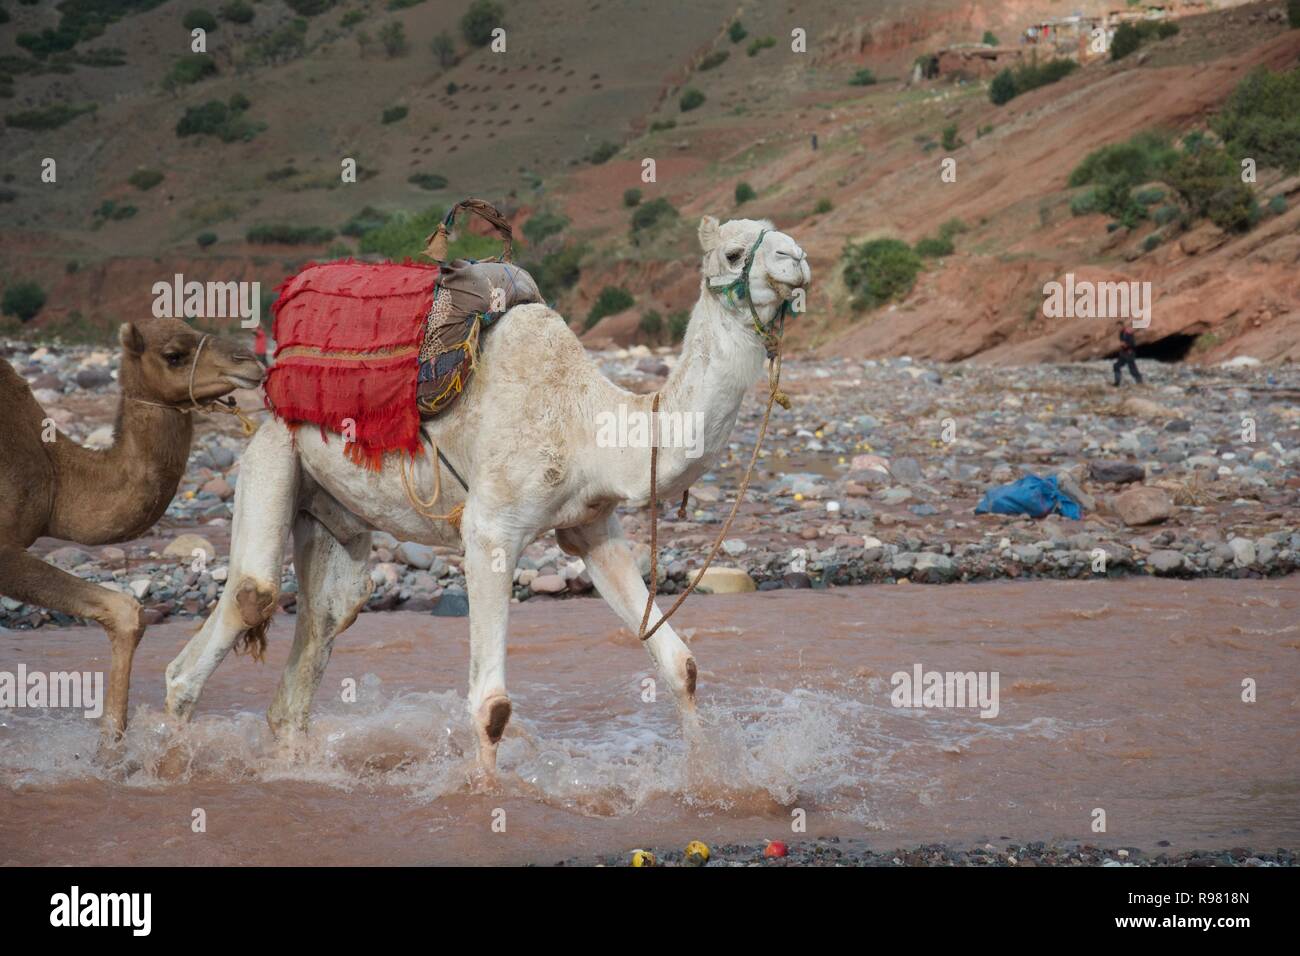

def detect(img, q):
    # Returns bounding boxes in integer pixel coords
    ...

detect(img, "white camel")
[163,216,811,771]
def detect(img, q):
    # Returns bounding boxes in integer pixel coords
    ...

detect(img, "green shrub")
[649,119,676,132]
[220,1,254,24]
[989,58,1077,105]
[1290,0,1300,28]
[1210,65,1300,173]
[175,96,262,142]
[728,21,747,44]
[679,88,705,112]
[1266,195,1287,216]
[638,310,663,338]
[747,36,775,57]
[1110,23,1142,60]
[668,309,690,342]
[989,69,1016,105]
[523,210,568,245]
[246,223,335,245]
[431,30,455,67]
[0,8,9,26]
[2,280,45,322]
[1134,187,1166,205]
[1141,233,1162,252]
[941,124,963,151]
[182,9,218,32]
[587,141,618,164]
[623,188,642,207]
[982,31,998,46]
[914,235,953,258]
[814,198,833,214]
[841,238,922,310]
[196,231,217,248]
[1070,189,1099,216]
[1153,203,1181,226]
[734,181,756,204]
[379,21,406,56]
[586,286,634,329]
[5,102,95,130]
[461,0,504,47]
[407,172,447,190]
[522,243,585,296]
[284,0,334,15]
[249,18,307,64]
[388,0,424,7]
[341,206,389,238]
[699,50,729,71]
[1070,132,1177,188]
[1166,145,1259,233]
[164,53,216,88]
[631,197,677,234]
[128,168,164,191]
[340,9,363,27]
[381,104,408,124]
[849,67,876,86]
[938,218,968,240]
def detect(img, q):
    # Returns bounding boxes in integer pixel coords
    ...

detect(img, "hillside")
[1,0,1297,362]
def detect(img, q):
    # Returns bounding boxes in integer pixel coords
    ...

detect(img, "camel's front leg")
[557,514,698,718]
[165,419,299,720]
[461,505,525,774]
[0,545,144,756]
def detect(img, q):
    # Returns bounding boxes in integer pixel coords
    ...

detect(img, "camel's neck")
[630,284,769,497]
[47,367,196,545]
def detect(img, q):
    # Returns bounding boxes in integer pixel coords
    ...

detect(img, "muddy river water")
[2,577,1297,865]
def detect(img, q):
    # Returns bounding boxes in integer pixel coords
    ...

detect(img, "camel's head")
[117,317,264,406]
[698,216,811,329]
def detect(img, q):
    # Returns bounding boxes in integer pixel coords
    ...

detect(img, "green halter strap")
[708,229,792,358]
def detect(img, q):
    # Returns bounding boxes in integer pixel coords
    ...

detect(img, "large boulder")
[1112,486,1174,526]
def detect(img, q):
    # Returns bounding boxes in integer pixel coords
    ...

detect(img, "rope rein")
[638,232,792,643]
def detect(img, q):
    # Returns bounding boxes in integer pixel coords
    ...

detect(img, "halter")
[707,228,793,358]
[127,333,257,434]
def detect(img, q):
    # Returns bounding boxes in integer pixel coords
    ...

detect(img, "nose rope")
[187,334,210,411]
[128,333,260,436]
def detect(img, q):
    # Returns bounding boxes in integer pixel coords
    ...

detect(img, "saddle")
[263,199,541,468]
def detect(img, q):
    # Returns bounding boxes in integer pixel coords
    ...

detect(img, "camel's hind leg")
[0,544,143,752]
[266,511,372,740]
[164,420,300,720]
[557,514,699,718]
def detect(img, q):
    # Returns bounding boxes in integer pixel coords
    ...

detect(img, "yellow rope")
[638,346,786,643]
[399,432,465,528]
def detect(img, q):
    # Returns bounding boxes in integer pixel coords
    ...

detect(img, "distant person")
[1113,320,1142,387]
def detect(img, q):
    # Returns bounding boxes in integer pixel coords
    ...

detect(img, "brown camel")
[0,317,264,751]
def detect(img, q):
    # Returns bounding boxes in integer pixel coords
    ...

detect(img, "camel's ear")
[698,215,722,253]
[118,322,146,357]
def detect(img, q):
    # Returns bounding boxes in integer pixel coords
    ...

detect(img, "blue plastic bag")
[974,474,1082,520]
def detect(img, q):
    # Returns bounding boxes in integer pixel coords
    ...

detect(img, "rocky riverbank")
[556,838,1298,867]
[3,341,1298,630]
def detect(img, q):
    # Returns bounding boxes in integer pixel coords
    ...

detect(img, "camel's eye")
[164,351,186,367]
[725,249,743,265]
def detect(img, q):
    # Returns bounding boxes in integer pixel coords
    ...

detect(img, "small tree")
[431,31,456,67]
[989,69,1016,105]
[728,21,747,43]
[622,188,642,207]
[2,281,46,322]
[461,0,504,47]
[679,88,705,112]
[734,181,756,204]
[982,30,998,45]
[1290,0,1300,28]
[183,9,219,32]
[1111,23,1141,60]
[379,21,407,56]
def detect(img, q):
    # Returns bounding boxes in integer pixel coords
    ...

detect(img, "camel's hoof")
[95,732,126,767]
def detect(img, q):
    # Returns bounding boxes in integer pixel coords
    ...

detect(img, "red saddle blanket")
[264,260,440,468]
